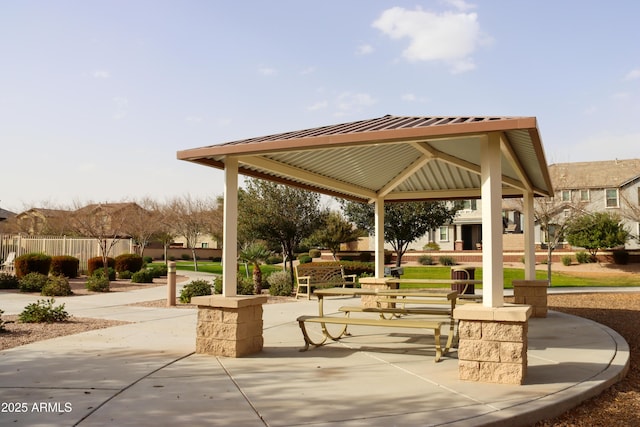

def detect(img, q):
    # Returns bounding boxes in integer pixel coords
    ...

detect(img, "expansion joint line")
[73,351,196,426]
[216,357,269,427]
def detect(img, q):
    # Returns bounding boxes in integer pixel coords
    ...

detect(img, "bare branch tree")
[68,201,137,281]
[164,195,217,271]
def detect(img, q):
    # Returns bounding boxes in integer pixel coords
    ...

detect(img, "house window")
[561,190,571,202]
[462,199,477,210]
[580,189,590,201]
[439,226,449,242]
[201,242,209,248]
[563,209,571,218]
[605,189,619,208]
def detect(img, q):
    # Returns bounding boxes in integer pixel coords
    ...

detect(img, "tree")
[122,198,161,257]
[305,211,366,260]
[565,212,629,260]
[505,192,587,285]
[68,201,138,281]
[164,196,217,271]
[238,241,271,294]
[238,179,327,285]
[340,200,460,267]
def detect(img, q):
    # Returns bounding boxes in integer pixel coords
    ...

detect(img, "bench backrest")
[295,265,345,285]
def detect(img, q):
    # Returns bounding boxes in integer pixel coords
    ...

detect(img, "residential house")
[543,158,640,250]
[14,208,70,235]
[362,158,640,252]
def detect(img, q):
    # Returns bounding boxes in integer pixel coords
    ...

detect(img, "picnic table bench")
[296,288,459,362]
[294,264,356,300]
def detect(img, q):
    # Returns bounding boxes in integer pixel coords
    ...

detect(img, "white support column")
[480,134,504,308]
[374,197,385,278]
[222,157,238,297]
[523,191,536,280]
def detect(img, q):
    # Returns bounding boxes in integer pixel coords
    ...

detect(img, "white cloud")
[258,66,277,76]
[185,116,203,123]
[356,44,374,55]
[307,100,328,111]
[443,0,476,12]
[335,92,376,116]
[624,68,640,81]
[300,66,316,75]
[93,70,110,79]
[372,5,490,74]
[401,93,428,103]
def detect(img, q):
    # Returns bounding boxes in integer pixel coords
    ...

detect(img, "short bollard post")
[167,261,176,307]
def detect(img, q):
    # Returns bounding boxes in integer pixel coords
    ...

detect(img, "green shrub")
[575,251,591,264]
[438,256,455,266]
[93,267,116,281]
[148,264,167,277]
[18,298,69,323]
[309,249,321,258]
[267,270,293,296]
[50,255,80,278]
[237,276,255,295]
[181,253,190,260]
[143,256,153,264]
[131,270,154,283]
[87,257,116,276]
[423,242,441,251]
[180,279,212,303]
[19,272,49,292]
[41,275,73,296]
[118,270,133,280]
[561,255,572,266]
[14,253,52,279]
[0,273,19,289]
[0,308,5,332]
[418,255,434,265]
[212,276,255,296]
[115,254,144,273]
[86,275,110,292]
[298,255,312,264]
[266,255,282,265]
[612,250,629,265]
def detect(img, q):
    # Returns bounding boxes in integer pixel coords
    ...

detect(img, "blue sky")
[1,0,639,212]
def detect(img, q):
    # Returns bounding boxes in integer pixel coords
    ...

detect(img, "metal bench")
[296,315,449,362]
[294,264,356,300]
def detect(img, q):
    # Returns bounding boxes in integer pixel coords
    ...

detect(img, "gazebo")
[177,114,554,382]
[178,114,552,301]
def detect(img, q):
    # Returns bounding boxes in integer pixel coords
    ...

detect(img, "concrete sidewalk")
[0,275,632,426]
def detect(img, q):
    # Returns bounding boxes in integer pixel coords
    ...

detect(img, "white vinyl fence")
[0,234,133,274]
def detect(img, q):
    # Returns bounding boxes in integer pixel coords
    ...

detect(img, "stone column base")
[359,277,396,308]
[192,295,267,357]
[454,304,532,385]
[513,280,548,317]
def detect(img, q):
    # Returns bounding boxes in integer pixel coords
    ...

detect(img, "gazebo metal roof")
[177,114,553,203]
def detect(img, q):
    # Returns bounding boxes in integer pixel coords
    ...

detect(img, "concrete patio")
[0,275,630,426]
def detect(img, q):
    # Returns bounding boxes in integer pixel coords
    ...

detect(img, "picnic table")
[296,287,461,362]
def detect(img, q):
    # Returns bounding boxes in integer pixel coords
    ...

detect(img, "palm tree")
[239,241,272,294]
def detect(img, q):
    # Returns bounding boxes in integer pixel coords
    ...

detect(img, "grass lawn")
[167,261,640,288]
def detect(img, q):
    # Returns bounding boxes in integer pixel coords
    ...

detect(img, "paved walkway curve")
[0,273,633,426]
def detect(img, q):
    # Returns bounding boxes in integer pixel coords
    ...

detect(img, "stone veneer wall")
[192,295,267,358]
[513,280,548,318]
